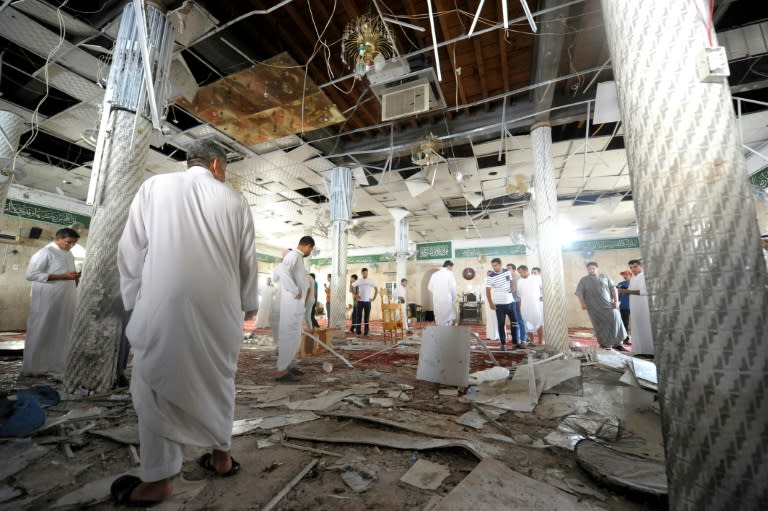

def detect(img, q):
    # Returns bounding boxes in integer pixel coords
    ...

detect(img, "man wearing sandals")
[113,139,259,506]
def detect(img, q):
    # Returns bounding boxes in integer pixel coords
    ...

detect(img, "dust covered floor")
[0,328,665,510]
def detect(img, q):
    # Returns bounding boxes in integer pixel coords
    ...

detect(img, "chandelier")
[411,133,444,168]
[342,12,395,76]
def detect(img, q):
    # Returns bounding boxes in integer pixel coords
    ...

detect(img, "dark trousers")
[116,309,132,378]
[495,303,520,345]
[513,301,526,341]
[350,302,359,332]
[620,309,630,340]
[310,301,319,328]
[356,300,371,335]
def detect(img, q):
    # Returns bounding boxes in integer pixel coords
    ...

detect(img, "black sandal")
[198,452,241,477]
[110,475,161,508]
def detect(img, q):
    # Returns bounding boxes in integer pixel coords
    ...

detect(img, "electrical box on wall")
[696,46,730,83]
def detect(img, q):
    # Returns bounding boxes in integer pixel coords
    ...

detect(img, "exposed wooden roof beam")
[435,0,470,115]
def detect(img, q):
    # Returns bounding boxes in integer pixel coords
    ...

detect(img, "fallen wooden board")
[463,376,546,412]
[436,457,593,510]
[0,439,49,480]
[90,423,140,445]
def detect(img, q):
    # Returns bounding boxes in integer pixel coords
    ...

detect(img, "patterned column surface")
[329,167,353,338]
[65,111,151,392]
[601,1,768,509]
[0,111,26,215]
[531,125,570,353]
[65,3,174,393]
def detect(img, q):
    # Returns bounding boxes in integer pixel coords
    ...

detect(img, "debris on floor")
[0,328,666,510]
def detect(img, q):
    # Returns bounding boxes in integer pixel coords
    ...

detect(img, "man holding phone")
[22,227,80,376]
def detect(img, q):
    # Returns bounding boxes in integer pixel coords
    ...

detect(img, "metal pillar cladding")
[329,167,353,335]
[0,111,26,215]
[522,204,539,267]
[600,1,768,509]
[531,124,569,353]
[65,2,174,393]
[390,208,410,285]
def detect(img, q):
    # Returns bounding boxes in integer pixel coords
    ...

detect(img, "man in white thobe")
[113,140,258,506]
[621,259,654,356]
[274,236,315,380]
[428,260,457,326]
[516,265,545,344]
[254,277,275,328]
[23,227,80,376]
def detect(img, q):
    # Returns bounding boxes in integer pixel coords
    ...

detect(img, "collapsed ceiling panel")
[176,52,345,146]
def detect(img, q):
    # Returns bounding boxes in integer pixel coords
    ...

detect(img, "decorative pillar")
[0,111,26,215]
[65,3,174,392]
[600,1,768,509]
[531,124,569,353]
[389,208,410,286]
[329,167,353,339]
[522,204,539,267]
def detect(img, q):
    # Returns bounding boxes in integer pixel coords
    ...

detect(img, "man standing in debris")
[486,258,520,350]
[428,260,457,326]
[398,277,412,334]
[114,139,259,506]
[352,267,378,336]
[619,259,654,356]
[575,261,627,350]
[275,236,315,380]
[507,263,526,343]
[616,270,632,345]
[516,265,544,344]
[22,227,80,376]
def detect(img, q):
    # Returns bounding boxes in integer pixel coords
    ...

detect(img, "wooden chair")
[381,296,404,344]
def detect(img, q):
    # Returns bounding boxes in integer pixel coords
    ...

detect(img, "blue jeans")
[513,301,526,341]
[495,303,520,345]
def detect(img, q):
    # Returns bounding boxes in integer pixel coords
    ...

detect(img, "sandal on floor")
[198,452,241,477]
[110,475,161,508]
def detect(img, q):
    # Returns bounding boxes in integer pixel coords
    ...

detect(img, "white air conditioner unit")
[373,68,447,122]
[381,81,430,121]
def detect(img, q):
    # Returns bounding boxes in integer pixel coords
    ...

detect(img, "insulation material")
[416,326,471,387]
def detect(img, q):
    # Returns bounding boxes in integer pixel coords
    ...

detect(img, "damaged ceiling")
[0,0,766,251]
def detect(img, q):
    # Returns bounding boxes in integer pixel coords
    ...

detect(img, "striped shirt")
[485,269,513,304]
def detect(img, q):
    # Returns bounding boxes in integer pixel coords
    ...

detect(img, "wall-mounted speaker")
[29,227,43,239]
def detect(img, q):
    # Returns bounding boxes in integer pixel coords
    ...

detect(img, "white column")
[65,3,174,392]
[531,124,569,353]
[600,1,767,509]
[328,167,353,340]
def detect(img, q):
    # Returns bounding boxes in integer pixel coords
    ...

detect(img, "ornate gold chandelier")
[411,133,444,168]
[341,12,395,76]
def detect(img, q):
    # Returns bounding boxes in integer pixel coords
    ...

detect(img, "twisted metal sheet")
[0,111,26,216]
[531,125,569,353]
[601,0,768,508]
[65,110,151,392]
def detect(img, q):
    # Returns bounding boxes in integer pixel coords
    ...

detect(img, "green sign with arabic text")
[416,241,452,261]
[562,237,640,252]
[3,199,91,228]
[454,245,527,258]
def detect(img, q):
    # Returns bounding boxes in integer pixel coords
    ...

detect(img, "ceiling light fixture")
[411,132,444,169]
[468,0,486,36]
[426,0,442,82]
[342,12,395,76]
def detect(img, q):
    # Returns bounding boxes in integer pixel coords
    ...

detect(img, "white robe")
[274,249,307,371]
[517,276,544,330]
[118,166,258,449]
[254,284,275,327]
[428,268,456,326]
[23,242,76,376]
[485,300,499,340]
[629,272,654,355]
